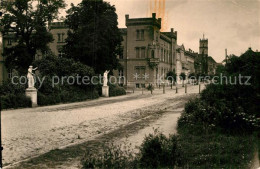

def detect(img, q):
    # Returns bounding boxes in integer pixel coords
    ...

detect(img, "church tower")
[199,34,208,74]
[199,34,208,55]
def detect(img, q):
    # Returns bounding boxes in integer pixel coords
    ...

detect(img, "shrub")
[176,126,255,169]
[82,143,135,169]
[1,94,31,109]
[38,88,99,106]
[0,80,32,109]
[109,84,126,97]
[138,131,178,168]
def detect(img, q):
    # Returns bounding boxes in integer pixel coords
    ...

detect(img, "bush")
[1,94,32,109]
[82,143,135,169]
[38,87,99,106]
[138,131,178,168]
[0,80,32,109]
[176,125,255,169]
[109,84,126,97]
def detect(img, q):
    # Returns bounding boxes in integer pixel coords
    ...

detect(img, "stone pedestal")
[102,86,109,97]
[26,88,38,107]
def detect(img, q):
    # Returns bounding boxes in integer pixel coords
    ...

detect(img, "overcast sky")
[63,0,260,63]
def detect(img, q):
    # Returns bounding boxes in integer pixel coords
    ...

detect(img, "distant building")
[195,35,217,75]
[48,22,68,58]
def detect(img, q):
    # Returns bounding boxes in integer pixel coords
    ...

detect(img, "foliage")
[188,72,196,79]
[166,71,177,82]
[176,125,255,169]
[64,0,122,74]
[215,64,226,75]
[109,84,126,97]
[38,86,99,106]
[138,131,178,168]
[0,80,32,109]
[32,55,99,106]
[179,72,186,81]
[178,84,259,133]
[225,49,260,93]
[0,93,32,109]
[0,0,65,74]
[146,84,154,92]
[82,143,136,169]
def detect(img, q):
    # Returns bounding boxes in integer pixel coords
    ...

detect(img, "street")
[2,85,204,168]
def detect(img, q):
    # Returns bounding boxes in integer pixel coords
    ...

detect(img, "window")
[161,49,163,61]
[141,48,145,58]
[135,67,145,79]
[151,50,155,58]
[8,70,13,79]
[136,83,140,88]
[7,39,12,46]
[62,33,65,42]
[136,48,140,58]
[119,69,124,77]
[141,30,144,40]
[164,50,166,62]
[119,46,124,59]
[136,30,140,40]
[136,29,144,40]
[57,33,61,42]
[136,47,145,58]
[58,49,65,58]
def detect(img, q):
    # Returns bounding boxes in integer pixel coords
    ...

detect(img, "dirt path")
[2,85,203,169]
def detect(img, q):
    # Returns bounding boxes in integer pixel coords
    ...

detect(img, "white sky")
[62,0,260,63]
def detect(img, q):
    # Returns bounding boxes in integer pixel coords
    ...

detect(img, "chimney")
[171,28,174,33]
[152,13,156,19]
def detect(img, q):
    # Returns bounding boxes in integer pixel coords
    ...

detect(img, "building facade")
[114,13,196,88]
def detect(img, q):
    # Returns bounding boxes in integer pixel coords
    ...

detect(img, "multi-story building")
[114,13,178,88]
[175,45,197,82]
[114,13,196,88]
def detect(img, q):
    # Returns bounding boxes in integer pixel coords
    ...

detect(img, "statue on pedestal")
[103,70,110,87]
[27,66,38,89]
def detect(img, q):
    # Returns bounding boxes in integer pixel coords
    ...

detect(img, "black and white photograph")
[0,0,259,168]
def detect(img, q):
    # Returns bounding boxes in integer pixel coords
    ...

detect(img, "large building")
[114,13,196,87]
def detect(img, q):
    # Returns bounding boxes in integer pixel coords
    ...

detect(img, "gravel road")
[2,84,204,168]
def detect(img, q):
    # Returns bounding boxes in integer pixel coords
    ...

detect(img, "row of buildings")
[0,13,218,87]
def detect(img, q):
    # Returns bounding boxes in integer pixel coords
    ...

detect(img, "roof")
[208,56,217,63]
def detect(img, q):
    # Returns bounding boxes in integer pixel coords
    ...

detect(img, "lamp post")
[0,10,4,168]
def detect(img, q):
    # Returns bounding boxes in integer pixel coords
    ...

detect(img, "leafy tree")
[0,0,65,74]
[215,64,225,75]
[166,70,176,89]
[179,73,186,87]
[64,0,122,74]
[225,48,260,93]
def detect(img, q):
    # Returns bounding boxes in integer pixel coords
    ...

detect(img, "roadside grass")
[176,125,256,169]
